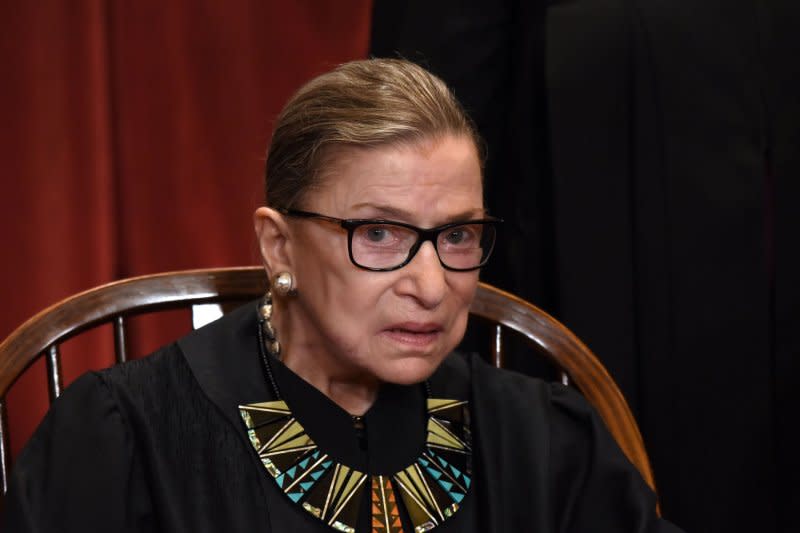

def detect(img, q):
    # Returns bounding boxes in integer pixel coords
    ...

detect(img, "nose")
[396,241,447,309]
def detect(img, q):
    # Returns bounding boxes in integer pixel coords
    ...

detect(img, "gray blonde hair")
[264,58,484,208]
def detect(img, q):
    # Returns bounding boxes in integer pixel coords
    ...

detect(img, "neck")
[281,351,379,416]
[271,301,380,416]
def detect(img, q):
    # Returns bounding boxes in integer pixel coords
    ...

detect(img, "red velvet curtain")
[0,1,372,458]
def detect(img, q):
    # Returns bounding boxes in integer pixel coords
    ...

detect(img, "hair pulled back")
[264,58,483,208]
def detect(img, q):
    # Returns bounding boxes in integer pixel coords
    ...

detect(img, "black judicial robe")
[4,303,683,532]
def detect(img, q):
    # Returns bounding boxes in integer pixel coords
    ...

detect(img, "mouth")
[381,322,444,348]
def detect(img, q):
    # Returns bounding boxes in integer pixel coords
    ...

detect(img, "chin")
[376,355,445,386]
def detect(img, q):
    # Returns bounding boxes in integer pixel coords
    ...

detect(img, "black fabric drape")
[371,1,800,531]
[760,2,800,528]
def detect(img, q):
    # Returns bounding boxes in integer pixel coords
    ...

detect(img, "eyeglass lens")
[350,222,495,270]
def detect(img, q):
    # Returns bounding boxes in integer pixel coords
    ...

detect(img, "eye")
[444,229,467,244]
[365,226,389,242]
[441,225,479,247]
[356,224,412,248]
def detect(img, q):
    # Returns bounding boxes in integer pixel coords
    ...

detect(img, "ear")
[254,207,294,278]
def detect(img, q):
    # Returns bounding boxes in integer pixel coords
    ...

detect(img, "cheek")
[311,271,396,343]
[456,304,474,336]
[450,272,480,307]
[293,237,357,305]
[444,274,479,338]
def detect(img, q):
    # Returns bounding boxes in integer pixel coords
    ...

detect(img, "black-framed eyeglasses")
[280,208,502,272]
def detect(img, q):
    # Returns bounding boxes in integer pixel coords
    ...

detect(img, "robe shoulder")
[4,369,153,531]
[466,353,684,532]
[3,341,273,533]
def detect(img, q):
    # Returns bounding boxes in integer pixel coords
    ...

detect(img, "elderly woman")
[5,59,682,532]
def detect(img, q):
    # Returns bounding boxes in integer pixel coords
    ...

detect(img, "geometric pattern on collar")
[239,398,471,532]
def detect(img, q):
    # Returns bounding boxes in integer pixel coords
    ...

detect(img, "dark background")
[372,1,799,531]
[2,1,797,532]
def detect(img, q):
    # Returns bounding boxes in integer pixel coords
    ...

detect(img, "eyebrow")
[349,203,488,222]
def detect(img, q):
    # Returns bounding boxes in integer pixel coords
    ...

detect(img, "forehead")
[307,136,484,223]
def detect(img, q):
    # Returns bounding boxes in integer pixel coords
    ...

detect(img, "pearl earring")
[272,271,295,297]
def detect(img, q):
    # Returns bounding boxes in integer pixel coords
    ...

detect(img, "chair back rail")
[0,266,656,504]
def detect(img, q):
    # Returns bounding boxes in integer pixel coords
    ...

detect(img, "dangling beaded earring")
[258,272,294,360]
[259,290,281,359]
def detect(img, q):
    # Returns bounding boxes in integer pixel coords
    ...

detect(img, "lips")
[381,322,443,348]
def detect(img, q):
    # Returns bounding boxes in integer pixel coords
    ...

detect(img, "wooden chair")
[0,266,657,508]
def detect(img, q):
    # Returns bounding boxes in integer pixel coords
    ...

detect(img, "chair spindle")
[0,398,10,495]
[492,324,504,368]
[45,345,63,403]
[114,316,128,364]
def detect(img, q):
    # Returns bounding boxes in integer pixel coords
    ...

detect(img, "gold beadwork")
[263,319,276,340]
[260,290,281,359]
[268,340,280,357]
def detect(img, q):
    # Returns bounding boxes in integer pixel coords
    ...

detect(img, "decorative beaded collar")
[239,397,472,532]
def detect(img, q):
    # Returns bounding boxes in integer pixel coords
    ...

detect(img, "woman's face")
[272,135,483,386]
